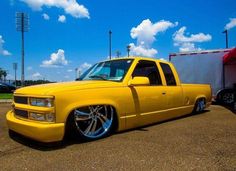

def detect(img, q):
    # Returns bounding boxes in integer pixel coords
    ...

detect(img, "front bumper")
[6,110,65,142]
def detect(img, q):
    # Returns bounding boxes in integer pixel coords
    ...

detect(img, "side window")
[160,63,176,86]
[132,60,162,85]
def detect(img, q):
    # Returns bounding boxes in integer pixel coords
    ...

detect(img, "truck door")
[130,60,168,126]
[159,62,184,110]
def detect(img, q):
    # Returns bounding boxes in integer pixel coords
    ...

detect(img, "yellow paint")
[6,57,212,142]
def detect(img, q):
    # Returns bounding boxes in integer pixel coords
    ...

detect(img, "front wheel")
[71,105,114,140]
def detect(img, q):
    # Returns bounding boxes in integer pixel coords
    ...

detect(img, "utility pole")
[16,12,29,86]
[13,63,17,87]
[222,29,229,48]
[109,30,112,59]
[127,45,131,57]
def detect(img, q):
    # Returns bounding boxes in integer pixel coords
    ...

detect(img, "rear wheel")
[70,105,114,140]
[193,98,206,114]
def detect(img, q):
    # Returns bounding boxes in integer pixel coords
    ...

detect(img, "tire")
[192,98,206,114]
[69,105,114,141]
[217,89,234,105]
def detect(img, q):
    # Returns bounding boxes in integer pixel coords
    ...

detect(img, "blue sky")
[0,0,236,82]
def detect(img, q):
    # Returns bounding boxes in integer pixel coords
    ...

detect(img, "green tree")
[0,68,7,81]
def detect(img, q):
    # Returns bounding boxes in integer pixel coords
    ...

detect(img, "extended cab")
[6,57,212,142]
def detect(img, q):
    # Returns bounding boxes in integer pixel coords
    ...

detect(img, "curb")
[0,99,12,103]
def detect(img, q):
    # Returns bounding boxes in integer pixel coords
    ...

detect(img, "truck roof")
[106,56,168,63]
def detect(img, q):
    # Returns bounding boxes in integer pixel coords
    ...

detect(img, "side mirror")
[128,77,150,86]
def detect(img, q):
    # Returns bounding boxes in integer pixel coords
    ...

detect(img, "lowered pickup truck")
[6,57,211,142]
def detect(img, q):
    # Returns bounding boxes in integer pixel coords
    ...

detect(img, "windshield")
[78,59,133,81]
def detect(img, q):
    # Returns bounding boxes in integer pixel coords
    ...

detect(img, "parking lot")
[0,103,236,170]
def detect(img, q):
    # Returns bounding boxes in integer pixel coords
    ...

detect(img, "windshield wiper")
[89,75,107,80]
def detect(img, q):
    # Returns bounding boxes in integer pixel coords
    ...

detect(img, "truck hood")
[15,81,124,96]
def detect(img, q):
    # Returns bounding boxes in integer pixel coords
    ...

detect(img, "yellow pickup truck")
[6,57,212,142]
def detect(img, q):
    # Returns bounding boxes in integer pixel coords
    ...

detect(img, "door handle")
[162,92,166,95]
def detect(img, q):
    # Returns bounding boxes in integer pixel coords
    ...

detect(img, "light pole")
[116,50,121,58]
[109,30,112,59]
[13,63,17,87]
[16,12,29,86]
[75,68,78,79]
[222,29,229,89]
[222,29,229,48]
[127,45,131,57]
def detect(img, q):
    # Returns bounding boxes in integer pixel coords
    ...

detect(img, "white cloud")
[224,18,236,30]
[173,27,212,52]
[173,27,212,43]
[21,0,90,19]
[41,49,68,67]
[129,19,178,57]
[158,58,167,61]
[76,62,91,78]
[42,13,50,20]
[178,42,201,52]
[27,66,33,70]
[58,15,66,23]
[131,19,178,46]
[129,43,157,57]
[2,50,11,56]
[32,72,42,79]
[67,69,73,72]
[77,62,92,73]
[0,35,11,56]
[80,62,92,69]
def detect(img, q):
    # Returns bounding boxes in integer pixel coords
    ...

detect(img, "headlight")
[30,98,54,107]
[29,112,55,122]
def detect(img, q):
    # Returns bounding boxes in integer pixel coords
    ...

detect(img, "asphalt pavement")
[0,103,236,171]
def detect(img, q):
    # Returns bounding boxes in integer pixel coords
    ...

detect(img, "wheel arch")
[194,95,207,105]
[216,88,234,102]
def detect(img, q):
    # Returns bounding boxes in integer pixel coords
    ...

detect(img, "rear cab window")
[160,63,177,86]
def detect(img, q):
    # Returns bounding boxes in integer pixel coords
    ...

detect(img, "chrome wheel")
[73,105,114,139]
[194,98,205,113]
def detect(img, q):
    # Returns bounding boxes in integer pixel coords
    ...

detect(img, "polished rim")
[196,99,205,112]
[74,105,114,139]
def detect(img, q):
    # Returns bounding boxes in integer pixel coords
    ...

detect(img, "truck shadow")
[8,130,88,151]
[8,110,211,151]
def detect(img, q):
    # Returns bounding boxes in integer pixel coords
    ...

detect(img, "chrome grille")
[14,109,28,118]
[14,96,28,104]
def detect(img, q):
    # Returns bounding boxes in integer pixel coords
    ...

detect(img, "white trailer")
[169,48,236,104]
